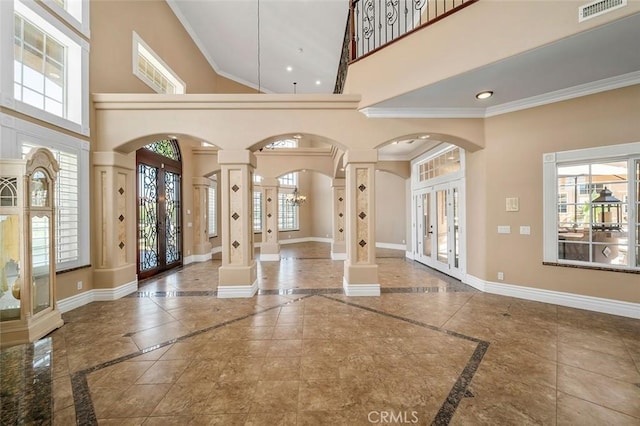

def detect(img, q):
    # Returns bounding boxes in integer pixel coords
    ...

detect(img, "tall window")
[278,172,299,231]
[418,147,461,182]
[208,178,216,237]
[253,191,262,232]
[133,32,185,94]
[544,143,640,269]
[7,0,88,135]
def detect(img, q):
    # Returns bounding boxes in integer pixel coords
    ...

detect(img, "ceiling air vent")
[579,0,626,22]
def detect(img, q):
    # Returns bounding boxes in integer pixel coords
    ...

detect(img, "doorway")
[136,140,182,279]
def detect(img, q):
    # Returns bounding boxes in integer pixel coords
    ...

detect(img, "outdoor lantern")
[592,187,622,230]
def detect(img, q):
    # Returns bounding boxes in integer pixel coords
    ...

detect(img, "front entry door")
[136,143,182,279]
[415,182,463,279]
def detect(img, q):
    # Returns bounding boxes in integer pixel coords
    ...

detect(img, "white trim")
[362,71,640,119]
[41,0,90,37]
[211,246,222,255]
[217,280,258,298]
[260,253,281,261]
[464,274,640,319]
[56,280,138,313]
[405,251,414,260]
[343,277,380,296]
[375,242,406,251]
[360,107,485,118]
[132,31,185,94]
[485,71,640,117]
[183,252,212,265]
[331,252,347,260]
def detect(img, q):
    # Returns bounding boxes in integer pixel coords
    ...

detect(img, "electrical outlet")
[77,281,82,290]
[497,272,504,281]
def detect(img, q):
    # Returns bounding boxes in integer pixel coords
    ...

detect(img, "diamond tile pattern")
[118,215,125,222]
[338,197,343,202]
[339,213,343,218]
[267,213,272,218]
[118,241,125,249]
[232,212,240,221]
[267,229,272,234]
[358,184,366,192]
[359,212,367,220]
[232,240,240,249]
[359,239,367,247]
[118,187,124,195]
[232,185,240,192]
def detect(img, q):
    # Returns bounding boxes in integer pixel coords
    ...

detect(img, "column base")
[260,253,281,261]
[331,252,347,260]
[343,262,380,296]
[218,263,258,298]
[260,243,280,262]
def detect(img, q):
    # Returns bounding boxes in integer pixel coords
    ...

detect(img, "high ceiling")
[166,2,640,159]
[166,0,349,94]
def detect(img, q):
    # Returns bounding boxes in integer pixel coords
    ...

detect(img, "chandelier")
[286,187,306,206]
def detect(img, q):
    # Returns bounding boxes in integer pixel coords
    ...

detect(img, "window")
[3,0,89,135]
[277,172,299,231]
[133,32,185,94]
[42,0,89,35]
[253,191,262,232]
[544,142,640,270]
[278,192,299,231]
[264,139,298,149]
[418,147,461,182]
[208,178,216,237]
[2,114,91,271]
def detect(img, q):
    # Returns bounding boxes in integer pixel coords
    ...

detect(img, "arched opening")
[136,138,183,279]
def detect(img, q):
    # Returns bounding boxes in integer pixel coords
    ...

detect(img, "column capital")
[344,149,377,165]
[192,176,211,187]
[218,149,257,168]
[261,177,280,187]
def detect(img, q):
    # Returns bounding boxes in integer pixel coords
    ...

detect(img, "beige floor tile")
[558,341,640,382]
[250,380,300,412]
[135,359,191,384]
[557,391,640,426]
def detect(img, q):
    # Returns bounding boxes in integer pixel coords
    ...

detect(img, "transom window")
[143,139,181,161]
[418,147,460,182]
[544,142,640,270]
[264,139,298,149]
[278,172,297,187]
[133,32,185,94]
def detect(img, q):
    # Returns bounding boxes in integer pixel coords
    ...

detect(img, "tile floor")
[2,242,639,425]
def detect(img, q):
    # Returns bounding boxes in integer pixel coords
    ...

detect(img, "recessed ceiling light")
[392,141,399,145]
[418,135,430,139]
[475,91,493,100]
[315,80,321,85]
[286,66,293,72]
[340,167,345,171]
[168,135,177,139]
[293,134,302,139]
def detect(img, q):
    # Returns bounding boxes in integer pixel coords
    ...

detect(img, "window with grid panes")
[208,178,216,237]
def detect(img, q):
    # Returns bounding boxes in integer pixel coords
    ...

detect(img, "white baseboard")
[217,279,258,298]
[343,277,380,296]
[211,246,222,255]
[331,252,347,260]
[405,251,415,260]
[375,242,406,251]
[464,274,640,319]
[57,279,138,313]
[183,252,212,265]
[260,253,280,261]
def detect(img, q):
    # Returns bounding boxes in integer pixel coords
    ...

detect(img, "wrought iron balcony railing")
[350,0,478,61]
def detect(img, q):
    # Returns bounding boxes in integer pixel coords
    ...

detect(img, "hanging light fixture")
[286,187,307,206]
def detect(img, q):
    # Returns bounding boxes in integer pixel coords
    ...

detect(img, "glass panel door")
[436,189,448,263]
[422,192,432,257]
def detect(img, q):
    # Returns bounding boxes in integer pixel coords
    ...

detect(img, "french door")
[415,181,464,279]
[136,149,182,279]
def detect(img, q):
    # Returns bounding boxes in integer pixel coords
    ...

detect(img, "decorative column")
[217,150,257,298]
[192,177,212,261]
[92,151,138,293]
[331,178,347,260]
[260,177,280,261]
[343,150,379,296]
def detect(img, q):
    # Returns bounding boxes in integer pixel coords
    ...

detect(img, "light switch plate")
[520,226,531,235]
[506,197,519,212]
[498,226,511,234]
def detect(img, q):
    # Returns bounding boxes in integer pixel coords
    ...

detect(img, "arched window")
[143,138,181,161]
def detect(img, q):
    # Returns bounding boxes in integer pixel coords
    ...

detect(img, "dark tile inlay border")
[69,293,487,425]
[0,338,53,425]
[319,295,490,425]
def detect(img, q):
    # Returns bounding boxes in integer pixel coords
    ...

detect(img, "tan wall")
[56,267,93,300]
[90,0,254,94]
[311,173,333,238]
[375,171,407,245]
[345,0,640,107]
[475,85,640,303]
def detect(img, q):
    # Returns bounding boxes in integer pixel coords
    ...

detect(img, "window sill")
[55,264,92,275]
[542,262,640,274]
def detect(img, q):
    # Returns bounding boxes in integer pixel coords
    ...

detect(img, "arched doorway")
[136,139,182,279]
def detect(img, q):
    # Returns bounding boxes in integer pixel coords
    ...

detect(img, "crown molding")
[484,70,640,117]
[361,71,640,119]
[166,0,274,94]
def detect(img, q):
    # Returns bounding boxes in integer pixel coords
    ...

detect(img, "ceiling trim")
[166,0,274,94]
[360,107,485,118]
[362,71,640,119]
[485,70,640,117]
